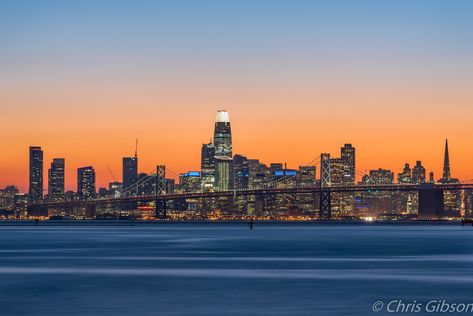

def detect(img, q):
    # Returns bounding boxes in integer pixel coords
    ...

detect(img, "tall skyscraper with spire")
[438,139,461,213]
[442,139,450,180]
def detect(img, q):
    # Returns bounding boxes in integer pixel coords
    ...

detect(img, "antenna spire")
[135,139,138,159]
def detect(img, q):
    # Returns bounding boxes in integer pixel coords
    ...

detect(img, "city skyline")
[1,0,473,191]
[0,110,468,195]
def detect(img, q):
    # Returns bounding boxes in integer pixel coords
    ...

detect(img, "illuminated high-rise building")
[28,146,43,203]
[398,163,412,183]
[341,144,355,184]
[77,166,96,200]
[215,157,233,190]
[179,171,201,193]
[412,161,426,183]
[201,142,215,191]
[362,169,394,184]
[48,158,65,201]
[213,110,233,190]
[214,110,232,158]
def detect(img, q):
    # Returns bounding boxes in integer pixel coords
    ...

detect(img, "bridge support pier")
[319,190,331,219]
[85,204,96,219]
[156,198,167,219]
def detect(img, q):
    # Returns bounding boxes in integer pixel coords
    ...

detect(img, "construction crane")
[107,165,117,182]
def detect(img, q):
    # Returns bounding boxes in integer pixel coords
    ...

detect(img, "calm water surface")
[1,223,473,315]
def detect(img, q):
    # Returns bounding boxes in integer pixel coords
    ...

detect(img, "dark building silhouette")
[28,146,43,203]
[418,183,445,219]
[123,157,138,191]
[234,154,249,190]
[442,139,451,180]
[77,166,96,200]
[48,158,65,202]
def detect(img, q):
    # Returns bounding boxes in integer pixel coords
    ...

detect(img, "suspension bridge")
[29,154,473,219]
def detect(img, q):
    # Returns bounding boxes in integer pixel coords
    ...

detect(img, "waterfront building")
[0,185,19,210]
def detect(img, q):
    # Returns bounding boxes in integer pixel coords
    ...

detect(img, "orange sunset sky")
[1,0,472,192]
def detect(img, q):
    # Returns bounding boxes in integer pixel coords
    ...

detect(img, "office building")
[412,161,426,183]
[201,142,215,191]
[28,146,43,203]
[123,157,138,191]
[214,110,232,158]
[77,166,96,200]
[48,158,65,202]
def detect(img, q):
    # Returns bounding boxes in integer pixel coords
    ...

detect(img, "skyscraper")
[437,139,461,213]
[341,144,355,184]
[214,110,232,158]
[28,146,43,203]
[398,163,412,183]
[201,142,215,191]
[77,166,96,200]
[233,154,249,190]
[412,161,426,183]
[442,139,451,181]
[214,156,233,191]
[123,157,138,191]
[213,110,233,190]
[48,158,65,202]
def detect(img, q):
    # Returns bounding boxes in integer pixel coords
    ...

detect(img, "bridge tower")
[155,165,167,219]
[319,153,331,219]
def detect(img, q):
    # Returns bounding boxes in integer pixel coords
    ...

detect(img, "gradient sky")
[1,0,472,192]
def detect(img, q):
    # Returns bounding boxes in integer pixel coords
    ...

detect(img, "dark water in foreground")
[1,223,473,315]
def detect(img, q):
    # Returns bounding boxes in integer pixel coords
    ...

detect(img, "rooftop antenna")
[135,139,138,159]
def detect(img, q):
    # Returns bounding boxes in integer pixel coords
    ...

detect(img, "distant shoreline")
[0,219,466,226]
